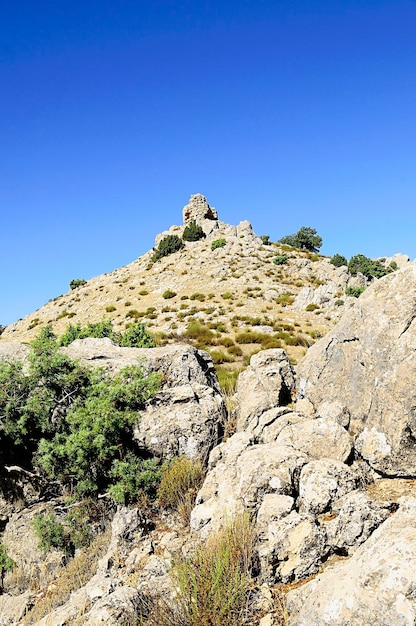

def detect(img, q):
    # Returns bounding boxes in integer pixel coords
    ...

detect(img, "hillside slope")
[1,194,406,366]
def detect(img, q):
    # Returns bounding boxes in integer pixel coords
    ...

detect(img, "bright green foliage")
[152,235,185,262]
[59,319,154,348]
[182,220,206,242]
[273,255,288,265]
[279,226,323,252]
[1,327,93,448]
[32,512,70,555]
[0,327,161,502]
[109,453,162,504]
[118,323,155,347]
[260,235,271,245]
[0,544,14,592]
[211,238,226,251]
[69,278,87,290]
[330,253,348,267]
[37,364,161,498]
[348,254,397,279]
[346,285,366,298]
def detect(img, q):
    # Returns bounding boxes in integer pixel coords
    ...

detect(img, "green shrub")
[69,279,87,290]
[105,305,116,312]
[273,255,288,265]
[305,303,320,312]
[109,453,162,504]
[0,327,161,502]
[163,290,177,299]
[119,322,155,347]
[348,254,395,279]
[0,544,15,592]
[182,220,206,242]
[279,226,322,252]
[346,285,365,298]
[275,293,295,306]
[220,336,234,348]
[330,253,348,267]
[59,319,154,348]
[190,292,206,301]
[209,350,235,364]
[152,235,184,262]
[221,292,233,300]
[37,364,162,498]
[227,344,243,357]
[335,299,344,306]
[260,235,271,245]
[33,512,70,555]
[211,238,226,251]
[235,331,268,344]
[184,321,215,348]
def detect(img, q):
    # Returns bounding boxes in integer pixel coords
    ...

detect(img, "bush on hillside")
[59,319,154,348]
[152,235,184,262]
[279,226,323,252]
[348,254,396,279]
[0,326,161,503]
[69,279,87,290]
[330,253,348,267]
[182,220,206,242]
[273,255,288,265]
[346,285,366,298]
[211,238,226,251]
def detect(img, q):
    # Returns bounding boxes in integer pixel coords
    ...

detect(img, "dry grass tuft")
[22,529,111,624]
[158,457,205,525]
[142,514,257,626]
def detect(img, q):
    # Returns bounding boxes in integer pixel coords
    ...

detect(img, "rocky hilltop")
[3,193,405,368]
[0,196,416,625]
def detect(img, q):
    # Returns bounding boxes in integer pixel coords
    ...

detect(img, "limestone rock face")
[236,349,295,431]
[182,193,218,223]
[296,262,416,475]
[324,490,395,554]
[258,510,328,583]
[190,432,308,538]
[62,339,220,390]
[286,499,416,625]
[297,459,358,515]
[134,382,225,461]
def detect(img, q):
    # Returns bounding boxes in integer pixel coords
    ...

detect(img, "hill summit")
[1,194,408,368]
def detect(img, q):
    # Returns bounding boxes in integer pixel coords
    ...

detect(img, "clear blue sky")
[1,0,415,326]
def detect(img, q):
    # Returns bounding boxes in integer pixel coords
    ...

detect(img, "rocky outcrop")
[236,349,295,431]
[286,498,416,625]
[296,262,416,476]
[182,193,218,223]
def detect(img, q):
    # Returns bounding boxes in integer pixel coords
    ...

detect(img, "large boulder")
[236,349,295,431]
[296,263,416,475]
[286,498,416,625]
